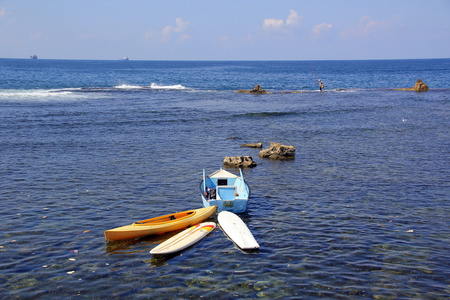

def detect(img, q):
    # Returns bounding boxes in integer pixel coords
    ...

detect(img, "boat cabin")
[202,169,248,201]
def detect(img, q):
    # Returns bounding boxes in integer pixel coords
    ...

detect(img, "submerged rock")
[240,142,263,148]
[237,84,270,94]
[223,156,257,168]
[259,142,295,159]
[253,280,274,291]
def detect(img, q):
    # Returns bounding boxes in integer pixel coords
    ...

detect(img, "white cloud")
[263,9,302,33]
[263,18,284,31]
[340,16,397,39]
[0,7,6,17]
[313,23,333,35]
[286,9,300,26]
[162,17,191,41]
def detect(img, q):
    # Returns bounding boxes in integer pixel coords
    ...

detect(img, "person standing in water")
[319,80,324,92]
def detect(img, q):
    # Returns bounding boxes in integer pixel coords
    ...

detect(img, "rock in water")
[414,79,429,92]
[395,79,430,92]
[258,142,295,159]
[223,156,257,168]
[240,142,263,148]
[237,84,269,94]
[251,84,267,94]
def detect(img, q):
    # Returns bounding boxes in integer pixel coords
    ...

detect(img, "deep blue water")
[0,59,449,299]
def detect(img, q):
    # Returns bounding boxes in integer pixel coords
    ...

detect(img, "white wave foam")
[0,89,69,98]
[149,83,187,90]
[114,83,189,90]
[0,89,99,102]
[114,84,143,89]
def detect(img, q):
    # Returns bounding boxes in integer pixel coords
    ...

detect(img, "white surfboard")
[150,222,216,255]
[218,211,259,250]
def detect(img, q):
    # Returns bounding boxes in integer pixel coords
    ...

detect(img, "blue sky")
[0,0,449,60]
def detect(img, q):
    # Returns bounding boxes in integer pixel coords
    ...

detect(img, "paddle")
[203,169,206,196]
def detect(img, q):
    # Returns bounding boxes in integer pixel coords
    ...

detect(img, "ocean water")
[0,58,449,299]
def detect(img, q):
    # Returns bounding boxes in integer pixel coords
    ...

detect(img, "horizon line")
[1,57,449,62]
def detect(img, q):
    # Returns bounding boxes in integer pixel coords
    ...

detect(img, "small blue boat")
[200,168,250,213]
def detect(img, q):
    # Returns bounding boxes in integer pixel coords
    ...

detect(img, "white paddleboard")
[150,222,216,255]
[218,211,259,250]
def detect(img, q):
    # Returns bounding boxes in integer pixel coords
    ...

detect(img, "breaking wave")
[114,84,142,89]
[0,87,112,102]
[113,83,189,90]
[149,83,188,90]
[0,89,84,102]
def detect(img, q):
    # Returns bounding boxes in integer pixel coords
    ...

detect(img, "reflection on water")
[105,231,181,254]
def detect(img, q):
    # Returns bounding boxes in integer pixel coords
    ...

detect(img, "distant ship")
[30,55,38,59]
[122,56,129,61]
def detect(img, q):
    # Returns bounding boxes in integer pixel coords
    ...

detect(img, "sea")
[0,58,449,299]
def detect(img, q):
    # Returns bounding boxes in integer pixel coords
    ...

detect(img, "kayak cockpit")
[133,211,195,226]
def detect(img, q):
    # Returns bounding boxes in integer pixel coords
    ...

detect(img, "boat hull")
[104,206,217,242]
[150,222,216,255]
[201,197,248,213]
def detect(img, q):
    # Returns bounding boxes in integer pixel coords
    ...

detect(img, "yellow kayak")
[104,206,217,242]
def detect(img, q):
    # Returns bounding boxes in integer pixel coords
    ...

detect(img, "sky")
[0,0,449,60]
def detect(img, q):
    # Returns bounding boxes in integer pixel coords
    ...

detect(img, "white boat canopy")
[208,168,239,178]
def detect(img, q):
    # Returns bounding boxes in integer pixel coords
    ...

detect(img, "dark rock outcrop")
[240,142,263,148]
[258,142,295,160]
[223,156,257,168]
[237,84,270,94]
